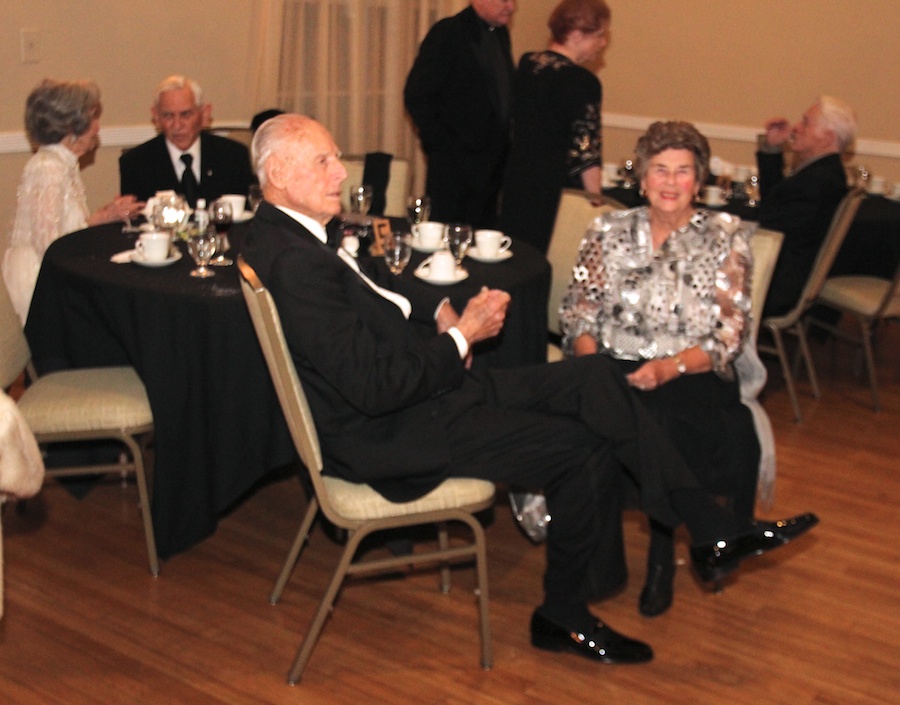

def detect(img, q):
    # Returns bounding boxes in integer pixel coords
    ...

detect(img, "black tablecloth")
[26,224,295,559]
[25,223,550,557]
[602,188,900,279]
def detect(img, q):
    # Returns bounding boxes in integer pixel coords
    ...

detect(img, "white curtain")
[252,0,464,190]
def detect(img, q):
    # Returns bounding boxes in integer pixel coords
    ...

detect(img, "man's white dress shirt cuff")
[447,327,469,359]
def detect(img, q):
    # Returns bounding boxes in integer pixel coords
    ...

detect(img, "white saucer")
[414,266,469,285]
[701,198,727,208]
[467,247,512,263]
[131,249,182,268]
[410,237,444,253]
[232,210,255,223]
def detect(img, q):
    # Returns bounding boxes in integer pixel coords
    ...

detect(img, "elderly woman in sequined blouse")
[2,79,144,323]
[559,120,759,618]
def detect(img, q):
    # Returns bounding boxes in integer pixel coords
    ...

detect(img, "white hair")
[251,113,319,189]
[817,95,857,152]
[153,75,204,108]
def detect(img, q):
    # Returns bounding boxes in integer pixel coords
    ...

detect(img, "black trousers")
[437,355,704,608]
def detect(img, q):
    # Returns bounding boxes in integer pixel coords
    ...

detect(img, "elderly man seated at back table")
[119,74,254,209]
[756,95,857,317]
[239,113,818,666]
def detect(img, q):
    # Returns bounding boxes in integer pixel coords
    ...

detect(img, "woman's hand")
[89,195,146,226]
[626,359,678,391]
[572,334,598,357]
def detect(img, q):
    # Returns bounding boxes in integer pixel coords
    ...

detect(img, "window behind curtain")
[277,0,463,173]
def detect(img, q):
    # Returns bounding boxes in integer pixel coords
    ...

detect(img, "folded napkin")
[111,249,136,264]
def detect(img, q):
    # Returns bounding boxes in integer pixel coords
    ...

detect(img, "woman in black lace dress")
[498,0,610,254]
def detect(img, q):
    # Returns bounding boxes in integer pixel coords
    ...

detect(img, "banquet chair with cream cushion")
[758,186,865,422]
[545,189,622,362]
[0,284,158,576]
[237,257,495,684]
[807,255,900,411]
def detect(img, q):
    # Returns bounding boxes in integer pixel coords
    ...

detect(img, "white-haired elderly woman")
[560,120,763,618]
[2,79,143,324]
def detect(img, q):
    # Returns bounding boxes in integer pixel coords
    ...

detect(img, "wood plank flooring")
[2,322,898,704]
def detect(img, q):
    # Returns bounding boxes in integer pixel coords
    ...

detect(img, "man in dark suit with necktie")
[119,75,254,209]
[404,1,516,228]
[756,96,858,317]
[240,114,817,666]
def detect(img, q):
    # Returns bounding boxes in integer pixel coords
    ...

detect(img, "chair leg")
[437,522,451,594]
[271,498,319,605]
[121,434,159,577]
[464,514,493,670]
[287,528,366,685]
[771,327,804,422]
[796,320,820,399]
[858,317,881,412]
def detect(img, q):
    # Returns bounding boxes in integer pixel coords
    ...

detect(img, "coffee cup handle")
[415,256,432,276]
[411,224,420,239]
[499,236,512,253]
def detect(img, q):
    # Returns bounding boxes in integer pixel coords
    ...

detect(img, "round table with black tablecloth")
[25,223,295,560]
[25,222,551,558]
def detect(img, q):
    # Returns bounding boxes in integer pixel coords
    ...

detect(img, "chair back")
[340,154,410,218]
[237,258,324,482]
[749,228,784,341]
[546,189,619,336]
[766,186,865,327]
[0,284,31,390]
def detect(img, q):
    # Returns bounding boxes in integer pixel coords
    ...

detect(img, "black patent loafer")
[530,610,653,664]
[691,512,819,582]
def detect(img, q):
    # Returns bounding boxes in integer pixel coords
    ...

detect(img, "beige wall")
[1,0,898,256]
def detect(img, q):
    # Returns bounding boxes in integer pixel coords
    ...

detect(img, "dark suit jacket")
[119,132,254,204]
[403,6,514,225]
[241,203,466,501]
[757,151,848,316]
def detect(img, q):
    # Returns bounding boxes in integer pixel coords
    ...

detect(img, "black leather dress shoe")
[691,513,819,582]
[530,610,653,664]
[639,562,675,617]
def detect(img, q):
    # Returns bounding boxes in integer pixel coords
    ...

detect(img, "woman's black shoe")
[639,562,675,617]
[691,513,819,582]
[530,610,653,664]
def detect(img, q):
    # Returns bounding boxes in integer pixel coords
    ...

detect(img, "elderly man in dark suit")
[240,114,817,666]
[756,95,857,317]
[119,75,254,209]
[404,1,516,228]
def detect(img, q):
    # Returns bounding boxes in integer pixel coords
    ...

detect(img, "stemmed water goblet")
[349,184,373,216]
[406,195,431,226]
[150,195,189,234]
[187,227,217,278]
[383,231,412,275]
[444,223,472,266]
[208,199,233,266]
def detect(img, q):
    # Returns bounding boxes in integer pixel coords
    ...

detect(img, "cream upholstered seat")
[340,154,410,218]
[758,186,865,422]
[545,189,623,361]
[807,257,900,411]
[237,256,495,685]
[0,284,158,576]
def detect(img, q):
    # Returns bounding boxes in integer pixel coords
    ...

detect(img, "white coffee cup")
[418,250,457,281]
[702,185,725,205]
[218,193,247,216]
[474,229,512,259]
[412,221,445,249]
[135,231,172,263]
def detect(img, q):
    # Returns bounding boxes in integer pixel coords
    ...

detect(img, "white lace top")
[560,207,754,376]
[2,143,90,323]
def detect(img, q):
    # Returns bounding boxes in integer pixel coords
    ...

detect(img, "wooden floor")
[2,323,898,705]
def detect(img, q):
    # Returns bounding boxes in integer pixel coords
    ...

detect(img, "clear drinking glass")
[151,195,189,233]
[444,223,472,266]
[383,232,413,275]
[349,184,373,216]
[406,195,431,226]
[187,228,217,278]
[208,199,233,266]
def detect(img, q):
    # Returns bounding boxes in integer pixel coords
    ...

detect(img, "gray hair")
[153,74,204,108]
[817,95,857,152]
[24,79,101,145]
